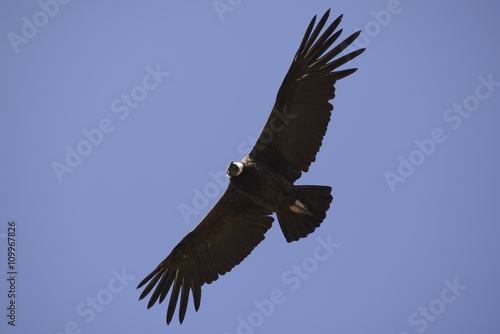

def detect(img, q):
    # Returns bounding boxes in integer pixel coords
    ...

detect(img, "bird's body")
[228,158,296,212]
[137,8,365,325]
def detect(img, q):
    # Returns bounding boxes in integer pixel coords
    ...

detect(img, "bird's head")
[226,161,244,178]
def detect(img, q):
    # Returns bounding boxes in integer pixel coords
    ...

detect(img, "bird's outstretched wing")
[248,9,364,182]
[137,185,274,324]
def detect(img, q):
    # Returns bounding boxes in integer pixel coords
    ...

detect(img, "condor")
[137,9,364,324]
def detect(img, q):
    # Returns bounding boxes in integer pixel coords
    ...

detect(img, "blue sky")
[1,0,500,333]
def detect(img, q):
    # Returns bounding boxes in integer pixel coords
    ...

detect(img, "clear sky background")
[1,0,500,333]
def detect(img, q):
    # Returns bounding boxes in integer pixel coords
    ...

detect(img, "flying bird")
[137,9,364,324]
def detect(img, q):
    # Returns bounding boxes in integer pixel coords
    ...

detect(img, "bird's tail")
[277,185,333,243]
